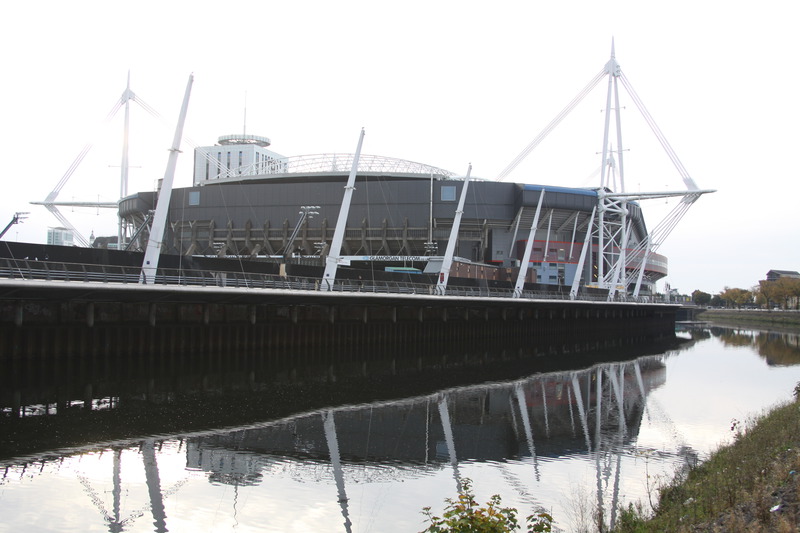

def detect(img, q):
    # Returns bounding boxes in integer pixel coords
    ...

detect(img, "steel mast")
[436,164,472,295]
[494,41,715,299]
[321,128,365,291]
[140,74,194,284]
[117,72,134,249]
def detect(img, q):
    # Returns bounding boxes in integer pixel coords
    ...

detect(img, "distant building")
[47,227,74,247]
[91,235,119,249]
[766,270,800,282]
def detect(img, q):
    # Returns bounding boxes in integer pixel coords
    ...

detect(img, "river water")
[1,323,800,533]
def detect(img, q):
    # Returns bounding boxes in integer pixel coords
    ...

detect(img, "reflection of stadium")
[1,355,675,533]
[184,357,668,531]
[187,356,666,476]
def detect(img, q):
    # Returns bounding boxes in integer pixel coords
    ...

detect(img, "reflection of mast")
[540,381,550,438]
[111,448,122,533]
[322,411,352,533]
[588,363,641,531]
[514,384,540,481]
[142,439,168,533]
[594,368,605,529]
[437,396,461,492]
[571,374,592,450]
[74,444,172,532]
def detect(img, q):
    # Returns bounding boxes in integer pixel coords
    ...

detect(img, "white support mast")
[140,74,194,284]
[496,40,714,299]
[321,128,365,291]
[33,75,166,248]
[570,206,596,300]
[436,164,471,295]
[513,190,545,297]
[118,72,134,249]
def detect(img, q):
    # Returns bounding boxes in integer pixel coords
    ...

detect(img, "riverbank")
[697,309,800,330]
[613,389,800,532]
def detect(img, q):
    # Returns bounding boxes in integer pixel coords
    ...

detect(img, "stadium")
[116,132,667,296]
[29,46,711,299]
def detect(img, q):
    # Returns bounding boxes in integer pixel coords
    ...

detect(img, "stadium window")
[558,248,566,261]
[189,191,200,206]
[441,186,456,201]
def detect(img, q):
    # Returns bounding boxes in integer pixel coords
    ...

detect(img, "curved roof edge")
[522,184,599,197]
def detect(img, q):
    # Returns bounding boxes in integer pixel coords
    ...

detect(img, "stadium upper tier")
[200,153,457,183]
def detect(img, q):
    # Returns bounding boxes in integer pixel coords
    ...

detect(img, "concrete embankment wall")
[0,295,676,358]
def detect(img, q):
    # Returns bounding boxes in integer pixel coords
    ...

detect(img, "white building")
[193,134,287,185]
[47,227,74,246]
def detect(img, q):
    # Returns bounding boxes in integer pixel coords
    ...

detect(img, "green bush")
[420,478,553,532]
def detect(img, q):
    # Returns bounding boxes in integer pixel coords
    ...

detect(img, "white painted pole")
[321,129,365,291]
[141,74,193,284]
[436,164,471,295]
[118,72,132,249]
[632,235,651,298]
[513,190,545,297]
[570,208,595,300]
[607,214,631,300]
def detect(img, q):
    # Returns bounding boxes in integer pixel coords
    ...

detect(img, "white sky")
[1,1,797,295]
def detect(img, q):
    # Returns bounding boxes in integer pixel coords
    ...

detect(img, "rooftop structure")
[766,270,800,282]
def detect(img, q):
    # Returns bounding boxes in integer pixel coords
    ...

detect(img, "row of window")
[203,150,279,180]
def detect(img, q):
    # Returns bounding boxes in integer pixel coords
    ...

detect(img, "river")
[1,323,799,532]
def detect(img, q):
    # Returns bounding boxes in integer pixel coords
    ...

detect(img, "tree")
[692,290,711,306]
[719,287,752,309]
[760,278,800,309]
[753,284,767,307]
[778,277,800,310]
[759,280,781,308]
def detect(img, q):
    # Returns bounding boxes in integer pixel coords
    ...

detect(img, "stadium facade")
[117,134,667,294]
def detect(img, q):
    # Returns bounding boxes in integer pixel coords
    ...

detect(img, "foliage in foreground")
[420,478,553,532]
[611,390,800,532]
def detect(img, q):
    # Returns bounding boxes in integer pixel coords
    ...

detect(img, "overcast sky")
[1,1,797,295]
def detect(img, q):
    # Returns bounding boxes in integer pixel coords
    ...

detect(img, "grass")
[612,388,800,532]
[697,309,800,329]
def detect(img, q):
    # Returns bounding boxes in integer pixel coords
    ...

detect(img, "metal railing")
[0,258,666,303]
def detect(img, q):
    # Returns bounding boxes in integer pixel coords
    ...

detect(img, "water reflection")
[2,326,800,532]
[2,354,666,532]
[680,323,800,366]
